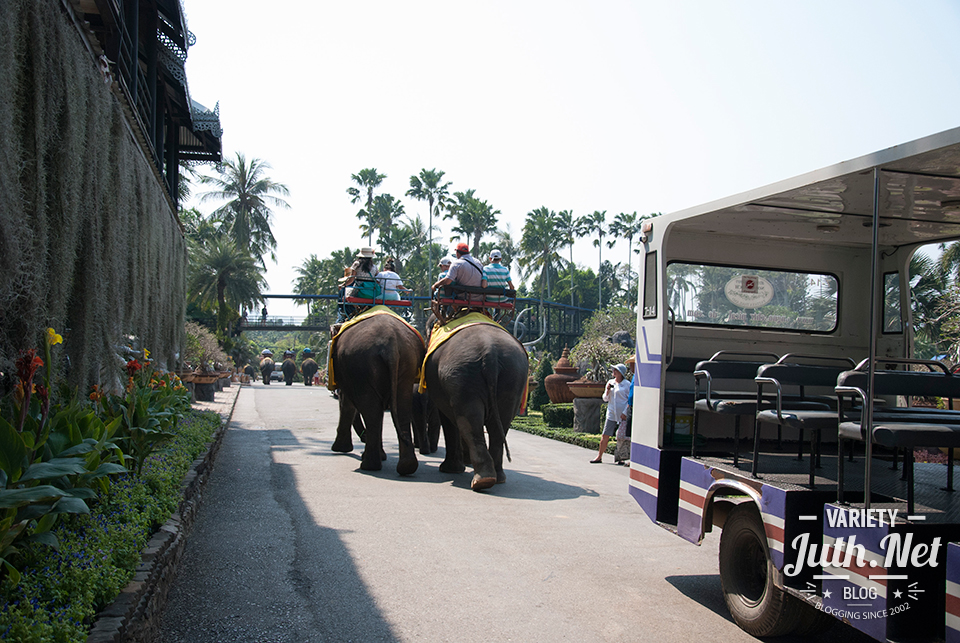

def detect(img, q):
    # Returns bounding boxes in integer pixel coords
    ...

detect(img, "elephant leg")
[428,405,441,454]
[359,409,385,471]
[458,408,497,491]
[411,396,432,456]
[332,394,357,453]
[393,395,419,476]
[437,410,465,474]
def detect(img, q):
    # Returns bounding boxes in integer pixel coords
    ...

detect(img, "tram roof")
[663,126,960,248]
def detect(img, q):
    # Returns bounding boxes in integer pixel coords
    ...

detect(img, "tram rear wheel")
[718,503,802,637]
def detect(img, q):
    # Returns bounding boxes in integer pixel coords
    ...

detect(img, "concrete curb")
[86,384,242,643]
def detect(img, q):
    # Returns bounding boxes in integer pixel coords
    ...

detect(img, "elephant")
[301,357,319,385]
[422,316,529,491]
[259,357,275,384]
[281,357,297,385]
[329,312,426,475]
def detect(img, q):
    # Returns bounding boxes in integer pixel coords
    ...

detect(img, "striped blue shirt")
[483,262,512,300]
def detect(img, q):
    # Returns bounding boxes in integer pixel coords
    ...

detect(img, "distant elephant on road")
[259,357,275,384]
[422,316,528,491]
[281,357,297,385]
[329,311,426,475]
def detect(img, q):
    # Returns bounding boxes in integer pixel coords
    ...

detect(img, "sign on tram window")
[666,262,838,332]
[883,272,903,334]
[642,251,657,319]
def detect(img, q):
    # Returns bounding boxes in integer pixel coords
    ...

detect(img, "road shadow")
[157,426,399,643]
[665,574,878,643]
[301,439,599,501]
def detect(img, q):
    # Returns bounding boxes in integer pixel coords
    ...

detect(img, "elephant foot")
[439,460,466,474]
[331,438,354,453]
[418,445,436,456]
[471,474,497,491]
[381,448,387,461]
[396,455,419,477]
[496,472,506,484]
[360,454,383,471]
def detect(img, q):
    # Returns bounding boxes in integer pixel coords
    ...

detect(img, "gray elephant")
[259,356,275,384]
[329,312,426,475]
[412,386,440,455]
[422,316,529,491]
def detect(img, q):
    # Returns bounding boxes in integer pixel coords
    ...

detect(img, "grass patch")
[0,410,221,642]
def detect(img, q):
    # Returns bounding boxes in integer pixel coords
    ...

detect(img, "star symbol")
[823,589,832,599]
[893,589,903,599]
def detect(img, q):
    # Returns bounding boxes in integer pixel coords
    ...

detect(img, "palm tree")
[556,210,576,308]
[607,211,652,302]
[575,210,608,306]
[199,152,290,267]
[368,193,405,246]
[189,238,266,335]
[347,168,387,245]
[446,189,500,255]
[519,207,566,301]
[406,169,452,282]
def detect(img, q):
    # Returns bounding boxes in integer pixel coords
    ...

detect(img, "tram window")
[883,272,903,334]
[643,251,657,319]
[666,262,838,333]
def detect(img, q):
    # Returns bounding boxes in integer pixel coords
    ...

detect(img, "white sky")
[182,0,960,315]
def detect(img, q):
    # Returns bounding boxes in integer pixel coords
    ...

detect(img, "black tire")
[792,598,835,637]
[719,503,802,637]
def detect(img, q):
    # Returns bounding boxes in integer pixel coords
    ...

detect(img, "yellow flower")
[46,328,63,346]
[144,348,151,359]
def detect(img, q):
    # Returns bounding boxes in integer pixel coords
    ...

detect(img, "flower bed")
[0,410,221,642]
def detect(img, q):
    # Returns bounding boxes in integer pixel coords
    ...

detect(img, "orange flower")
[89,385,102,402]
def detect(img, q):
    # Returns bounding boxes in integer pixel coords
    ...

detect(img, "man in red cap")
[432,242,483,296]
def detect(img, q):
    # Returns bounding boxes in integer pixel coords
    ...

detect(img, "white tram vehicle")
[629,127,960,641]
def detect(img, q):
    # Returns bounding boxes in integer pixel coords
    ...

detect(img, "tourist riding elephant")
[259,356,275,384]
[281,352,297,385]
[422,316,529,491]
[329,312,426,475]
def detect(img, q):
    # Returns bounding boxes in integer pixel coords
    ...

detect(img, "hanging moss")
[0,1,187,391]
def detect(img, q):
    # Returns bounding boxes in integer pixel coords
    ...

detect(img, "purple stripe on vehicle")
[636,329,662,389]
[629,485,658,522]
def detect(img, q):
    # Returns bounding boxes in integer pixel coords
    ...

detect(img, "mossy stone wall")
[0,1,186,389]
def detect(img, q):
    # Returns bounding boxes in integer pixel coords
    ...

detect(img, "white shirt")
[602,377,631,421]
[375,270,405,295]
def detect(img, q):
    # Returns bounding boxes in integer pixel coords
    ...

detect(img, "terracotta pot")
[566,380,606,399]
[544,346,580,403]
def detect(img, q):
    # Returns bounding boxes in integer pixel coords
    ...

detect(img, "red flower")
[16,349,43,385]
[126,359,142,378]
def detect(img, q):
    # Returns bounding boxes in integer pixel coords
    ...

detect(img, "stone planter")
[573,398,603,433]
[567,380,606,399]
[544,346,580,404]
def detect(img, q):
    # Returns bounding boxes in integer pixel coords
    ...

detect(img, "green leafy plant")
[541,403,574,428]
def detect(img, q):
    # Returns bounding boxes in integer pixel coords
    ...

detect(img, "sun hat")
[439,256,452,266]
[455,242,469,254]
[490,249,502,260]
[357,247,377,258]
[612,363,627,377]
[261,349,273,356]
[302,347,312,354]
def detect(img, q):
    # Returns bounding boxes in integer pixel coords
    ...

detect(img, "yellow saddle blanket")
[327,306,424,390]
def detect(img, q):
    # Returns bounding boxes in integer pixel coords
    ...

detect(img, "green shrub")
[528,355,553,411]
[541,403,574,428]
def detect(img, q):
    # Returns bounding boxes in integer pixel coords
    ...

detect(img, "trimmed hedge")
[0,410,221,642]
[541,403,574,428]
[510,413,616,454]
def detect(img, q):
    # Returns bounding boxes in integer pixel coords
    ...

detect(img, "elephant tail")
[485,362,512,463]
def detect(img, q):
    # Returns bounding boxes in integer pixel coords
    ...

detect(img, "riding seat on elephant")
[328,306,426,475]
[421,313,528,491]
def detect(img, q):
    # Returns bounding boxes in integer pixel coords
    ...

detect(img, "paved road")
[157,383,871,643]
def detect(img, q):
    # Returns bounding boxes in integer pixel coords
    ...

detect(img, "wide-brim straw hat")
[357,247,377,258]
